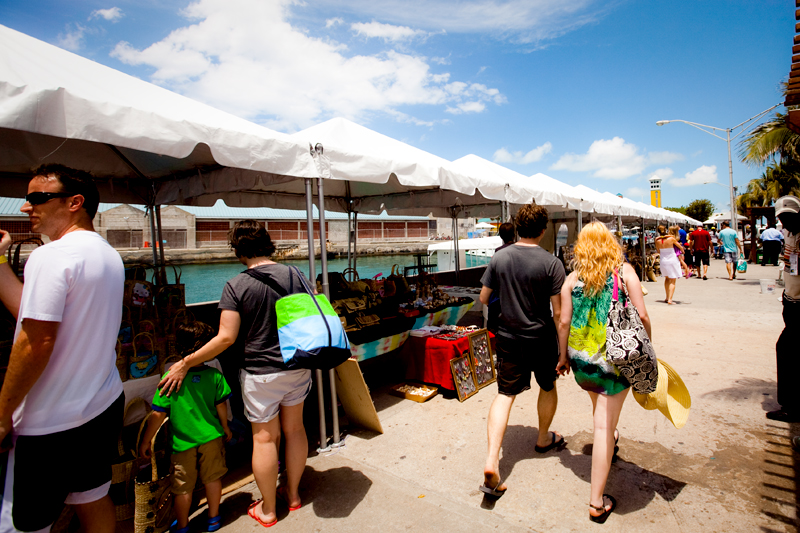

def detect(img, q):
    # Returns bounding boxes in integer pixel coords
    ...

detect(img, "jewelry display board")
[450,352,478,402]
[468,329,496,389]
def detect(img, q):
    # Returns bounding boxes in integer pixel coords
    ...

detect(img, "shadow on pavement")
[297,464,373,518]
[556,444,687,516]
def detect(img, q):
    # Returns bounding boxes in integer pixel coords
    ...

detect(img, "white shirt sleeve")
[19,246,76,323]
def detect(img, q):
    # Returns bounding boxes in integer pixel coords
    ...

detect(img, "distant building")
[0,198,438,250]
[649,177,662,208]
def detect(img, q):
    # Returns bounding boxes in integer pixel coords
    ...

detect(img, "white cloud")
[648,168,674,181]
[669,165,718,187]
[326,17,344,28]
[110,0,505,130]
[625,187,646,199]
[550,137,683,179]
[493,142,553,164]
[90,7,124,22]
[351,21,429,42]
[314,0,612,44]
[57,24,86,51]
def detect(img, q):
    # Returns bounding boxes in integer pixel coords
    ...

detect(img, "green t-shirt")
[152,365,232,453]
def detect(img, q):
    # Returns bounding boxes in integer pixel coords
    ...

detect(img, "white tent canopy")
[450,154,578,209]
[706,211,747,223]
[290,118,499,217]
[0,24,322,207]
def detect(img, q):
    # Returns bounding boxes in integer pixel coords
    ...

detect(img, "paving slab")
[200,259,795,532]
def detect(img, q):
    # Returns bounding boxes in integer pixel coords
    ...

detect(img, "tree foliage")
[664,206,687,215]
[685,199,715,222]
[737,82,800,207]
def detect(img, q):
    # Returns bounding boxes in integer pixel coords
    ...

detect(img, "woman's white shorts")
[240,368,312,424]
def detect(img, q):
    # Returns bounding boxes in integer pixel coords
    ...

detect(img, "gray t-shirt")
[480,244,565,340]
[219,263,304,374]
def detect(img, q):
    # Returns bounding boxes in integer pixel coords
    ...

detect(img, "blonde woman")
[669,226,691,279]
[654,225,684,304]
[556,222,651,524]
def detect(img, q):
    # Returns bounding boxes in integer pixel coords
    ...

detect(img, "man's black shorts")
[495,334,559,396]
[694,251,710,267]
[8,393,124,531]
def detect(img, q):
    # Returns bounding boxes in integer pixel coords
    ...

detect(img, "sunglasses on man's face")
[24,191,74,205]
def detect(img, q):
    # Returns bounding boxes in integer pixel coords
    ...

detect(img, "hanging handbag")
[134,412,173,533]
[244,266,352,370]
[387,265,410,297]
[605,270,658,394]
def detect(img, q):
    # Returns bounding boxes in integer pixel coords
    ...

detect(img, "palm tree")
[737,82,800,207]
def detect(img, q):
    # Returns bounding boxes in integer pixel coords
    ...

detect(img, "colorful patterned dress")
[568,274,630,395]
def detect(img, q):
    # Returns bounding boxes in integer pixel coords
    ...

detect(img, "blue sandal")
[170,520,190,533]
[207,515,222,532]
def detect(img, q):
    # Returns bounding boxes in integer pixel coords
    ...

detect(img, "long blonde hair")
[668,225,680,239]
[573,222,623,296]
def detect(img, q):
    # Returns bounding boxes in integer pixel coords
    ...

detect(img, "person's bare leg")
[172,492,192,529]
[73,495,115,533]
[251,417,281,524]
[679,257,690,278]
[278,402,307,508]
[663,277,669,301]
[205,478,222,520]
[666,278,676,304]
[703,263,709,278]
[589,389,629,517]
[726,261,734,279]
[484,393,515,490]
[535,385,560,447]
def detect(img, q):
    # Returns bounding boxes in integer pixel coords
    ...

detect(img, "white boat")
[427,236,503,270]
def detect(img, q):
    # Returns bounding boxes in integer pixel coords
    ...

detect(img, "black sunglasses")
[25,191,74,205]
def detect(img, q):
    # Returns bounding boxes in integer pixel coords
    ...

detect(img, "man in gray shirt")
[479,203,566,498]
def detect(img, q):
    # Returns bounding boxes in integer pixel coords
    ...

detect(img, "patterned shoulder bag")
[605,270,658,394]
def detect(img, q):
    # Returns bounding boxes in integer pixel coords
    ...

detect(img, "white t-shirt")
[13,231,124,435]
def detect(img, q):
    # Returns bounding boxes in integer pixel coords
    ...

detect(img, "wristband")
[0,256,6,265]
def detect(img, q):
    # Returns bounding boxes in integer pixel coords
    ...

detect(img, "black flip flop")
[534,431,565,453]
[589,494,617,524]
[479,478,507,498]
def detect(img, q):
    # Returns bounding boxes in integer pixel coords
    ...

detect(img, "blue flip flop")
[207,515,222,532]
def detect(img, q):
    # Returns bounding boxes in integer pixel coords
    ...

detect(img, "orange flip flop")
[248,500,277,528]
[277,487,302,511]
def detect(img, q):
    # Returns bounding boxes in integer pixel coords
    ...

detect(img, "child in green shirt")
[139,321,232,533]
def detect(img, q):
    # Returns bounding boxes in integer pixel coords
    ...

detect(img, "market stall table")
[400,331,495,391]
[348,301,474,361]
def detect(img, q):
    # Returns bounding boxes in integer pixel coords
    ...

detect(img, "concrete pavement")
[198,258,794,532]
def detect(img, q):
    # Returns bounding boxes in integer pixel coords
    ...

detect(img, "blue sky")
[0,0,793,211]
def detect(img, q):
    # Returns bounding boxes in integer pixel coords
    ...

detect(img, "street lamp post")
[656,104,780,235]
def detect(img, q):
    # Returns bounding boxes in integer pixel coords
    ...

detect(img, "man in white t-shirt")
[0,165,124,532]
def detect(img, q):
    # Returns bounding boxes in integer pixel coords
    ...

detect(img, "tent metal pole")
[347,211,352,276]
[353,212,358,274]
[148,205,158,271]
[155,205,167,284]
[305,178,327,453]
[317,176,340,447]
[640,217,646,282]
[577,209,583,234]
[452,214,460,281]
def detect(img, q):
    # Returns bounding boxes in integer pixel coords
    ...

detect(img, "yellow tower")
[649,177,662,208]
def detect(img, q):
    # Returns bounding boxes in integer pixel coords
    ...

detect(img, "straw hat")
[632,360,691,429]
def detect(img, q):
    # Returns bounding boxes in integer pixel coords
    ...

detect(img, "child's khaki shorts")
[171,437,227,495]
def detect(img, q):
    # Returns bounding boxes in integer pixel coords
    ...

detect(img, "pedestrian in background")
[487,222,516,334]
[767,196,800,422]
[557,222,651,523]
[718,221,743,280]
[759,221,784,266]
[669,225,692,278]
[654,225,684,304]
[688,224,712,280]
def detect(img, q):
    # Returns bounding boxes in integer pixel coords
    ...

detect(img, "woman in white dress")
[655,225,684,304]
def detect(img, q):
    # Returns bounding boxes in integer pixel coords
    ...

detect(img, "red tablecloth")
[401,333,495,391]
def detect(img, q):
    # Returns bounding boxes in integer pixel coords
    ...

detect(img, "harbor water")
[174,253,491,304]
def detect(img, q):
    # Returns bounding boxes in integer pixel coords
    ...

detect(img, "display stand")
[334,359,383,434]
